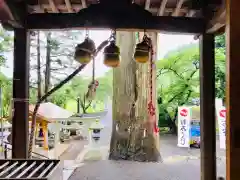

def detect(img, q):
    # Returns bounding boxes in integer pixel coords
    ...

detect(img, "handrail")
[1,142,49,159]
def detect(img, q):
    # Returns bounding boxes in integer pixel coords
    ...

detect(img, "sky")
[1,30,197,78]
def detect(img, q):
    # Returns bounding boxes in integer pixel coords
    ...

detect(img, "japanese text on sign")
[178,107,190,148]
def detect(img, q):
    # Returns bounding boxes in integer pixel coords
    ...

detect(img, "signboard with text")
[216,106,226,149]
[177,107,191,147]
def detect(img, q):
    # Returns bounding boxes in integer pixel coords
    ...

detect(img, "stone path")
[68,134,226,180]
[50,138,87,180]
[69,158,225,180]
[67,102,226,180]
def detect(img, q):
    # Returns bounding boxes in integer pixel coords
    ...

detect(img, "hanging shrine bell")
[74,37,96,64]
[103,40,120,68]
[134,35,150,63]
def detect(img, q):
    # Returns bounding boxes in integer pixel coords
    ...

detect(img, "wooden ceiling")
[26,0,213,17]
[0,0,225,34]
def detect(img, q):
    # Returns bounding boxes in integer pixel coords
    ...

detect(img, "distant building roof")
[29,102,74,120]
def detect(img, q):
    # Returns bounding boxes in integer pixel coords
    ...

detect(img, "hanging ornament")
[95,80,99,87]
[134,34,150,63]
[85,80,99,101]
[103,41,120,68]
[74,37,96,64]
[86,83,96,100]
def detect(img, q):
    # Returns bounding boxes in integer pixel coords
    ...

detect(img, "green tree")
[157,46,200,133]
[29,30,84,102]
[0,26,13,117]
[156,40,226,133]
[0,73,12,117]
[215,34,226,102]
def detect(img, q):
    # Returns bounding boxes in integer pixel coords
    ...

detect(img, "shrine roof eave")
[0,0,225,34]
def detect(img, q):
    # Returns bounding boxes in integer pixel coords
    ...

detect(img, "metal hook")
[86,29,89,38]
[110,29,116,41]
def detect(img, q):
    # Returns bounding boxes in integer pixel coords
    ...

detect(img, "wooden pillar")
[199,33,216,180]
[12,28,30,159]
[226,0,240,179]
[43,123,48,150]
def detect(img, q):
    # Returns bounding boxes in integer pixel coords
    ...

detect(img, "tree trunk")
[109,31,160,162]
[44,32,51,101]
[36,31,42,101]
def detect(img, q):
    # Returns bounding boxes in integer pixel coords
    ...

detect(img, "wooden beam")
[199,33,216,180]
[2,0,26,27]
[225,0,240,179]
[207,6,225,33]
[26,13,205,33]
[12,28,30,159]
[0,0,14,21]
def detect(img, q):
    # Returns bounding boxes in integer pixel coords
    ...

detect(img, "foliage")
[0,29,112,117]
[215,34,226,101]
[215,34,225,54]
[0,27,13,67]
[156,46,200,131]
[29,30,84,88]
[156,35,226,132]
[0,27,14,117]
[0,73,12,117]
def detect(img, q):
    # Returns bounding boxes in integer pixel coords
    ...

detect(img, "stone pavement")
[50,138,87,180]
[69,159,225,180]
[58,104,226,180]
[68,134,226,180]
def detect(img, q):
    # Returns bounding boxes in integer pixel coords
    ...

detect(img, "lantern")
[134,37,150,63]
[103,41,120,68]
[74,37,96,64]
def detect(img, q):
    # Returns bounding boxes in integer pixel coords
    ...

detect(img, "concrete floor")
[68,134,226,180]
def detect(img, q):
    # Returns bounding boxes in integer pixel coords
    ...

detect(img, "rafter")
[2,0,27,27]
[48,0,59,13]
[158,0,168,16]
[65,0,73,12]
[28,4,188,14]
[81,0,87,8]
[145,0,151,10]
[207,5,225,33]
[29,4,83,13]
[186,10,195,17]
[172,0,185,16]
